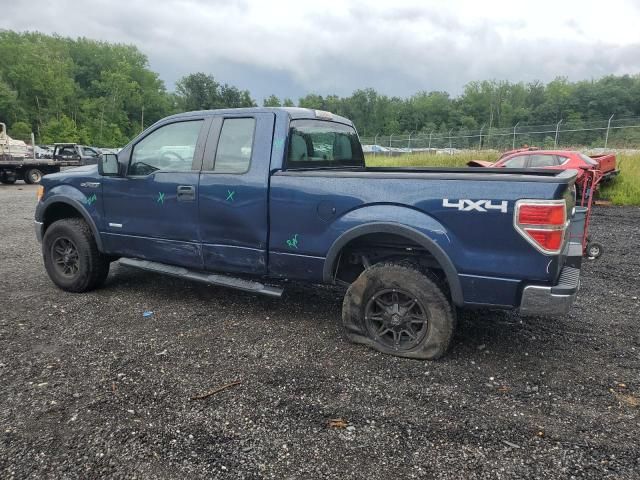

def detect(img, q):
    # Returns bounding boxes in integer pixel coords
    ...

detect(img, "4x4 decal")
[443,199,508,213]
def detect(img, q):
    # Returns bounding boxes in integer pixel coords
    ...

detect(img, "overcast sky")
[2,0,640,102]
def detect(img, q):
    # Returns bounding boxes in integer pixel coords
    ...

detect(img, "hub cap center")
[364,288,430,351]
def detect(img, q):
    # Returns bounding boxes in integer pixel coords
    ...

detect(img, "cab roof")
[162,107,354,127]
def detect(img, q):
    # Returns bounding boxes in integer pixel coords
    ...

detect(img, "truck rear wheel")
[24,168,43,184]
[42,219,110,292]
[342,262,455,360]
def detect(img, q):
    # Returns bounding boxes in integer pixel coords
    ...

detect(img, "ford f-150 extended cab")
[35,108,584,359]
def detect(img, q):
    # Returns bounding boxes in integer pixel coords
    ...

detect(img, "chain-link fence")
[360,115,640,153]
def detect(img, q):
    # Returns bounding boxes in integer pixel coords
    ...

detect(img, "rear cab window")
[286,119,364,169]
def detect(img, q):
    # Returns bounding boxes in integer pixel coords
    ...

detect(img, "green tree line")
[1,30,640,146]
[0,31,254,146]
[291,76,640,139]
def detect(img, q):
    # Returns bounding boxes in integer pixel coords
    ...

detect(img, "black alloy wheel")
[51,237,80,277]
[364,288,429,351]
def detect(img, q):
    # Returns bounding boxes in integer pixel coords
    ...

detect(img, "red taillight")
[515,200,567,254]
[522,229,564,251]
[518,204,565,226]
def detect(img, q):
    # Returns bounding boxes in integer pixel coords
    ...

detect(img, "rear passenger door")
[198,113,275,275]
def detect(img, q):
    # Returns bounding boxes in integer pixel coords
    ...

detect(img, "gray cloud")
[1,0,639,102]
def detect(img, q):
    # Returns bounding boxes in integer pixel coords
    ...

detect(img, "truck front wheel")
[342,262,455,359]
[42,219,110,292]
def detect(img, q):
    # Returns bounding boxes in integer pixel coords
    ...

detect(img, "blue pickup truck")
[35,107,583,359]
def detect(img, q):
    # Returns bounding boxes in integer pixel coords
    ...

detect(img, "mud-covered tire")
[342,262,455,360]
[24,168,43,184]
[42,218,110,292]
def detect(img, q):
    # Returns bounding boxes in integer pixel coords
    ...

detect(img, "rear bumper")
[519,266,580,316]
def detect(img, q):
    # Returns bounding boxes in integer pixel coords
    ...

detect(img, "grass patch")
[599,153,640,206]
[365,151,492,168]
[366,152,640,206]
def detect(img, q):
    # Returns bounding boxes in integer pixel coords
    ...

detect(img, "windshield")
[286,119,364,169]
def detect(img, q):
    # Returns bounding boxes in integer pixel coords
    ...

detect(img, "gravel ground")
[1,183,639,479]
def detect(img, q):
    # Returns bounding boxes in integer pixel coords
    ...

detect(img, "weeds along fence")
[359,116,640,152]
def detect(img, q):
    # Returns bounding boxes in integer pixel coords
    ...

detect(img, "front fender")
[322,205,463,306]
[36,185,104,251]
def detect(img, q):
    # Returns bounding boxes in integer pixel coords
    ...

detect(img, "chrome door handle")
[177,185,195,201]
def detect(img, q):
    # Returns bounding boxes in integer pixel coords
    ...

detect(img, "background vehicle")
[35,145,54,159]
[0,123,83,184]
[35,108,584,360]
[468,149,619,191]
[52,143,102,165]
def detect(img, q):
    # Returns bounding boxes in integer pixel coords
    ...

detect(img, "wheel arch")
[40,196,104,251]
[322,222,463,306]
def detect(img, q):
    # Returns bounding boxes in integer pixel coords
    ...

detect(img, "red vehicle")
[468,149,619,189]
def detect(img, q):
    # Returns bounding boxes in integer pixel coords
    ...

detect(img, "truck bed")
[269,165,576,309]
[0,157,82,167]
[276,166,576,182]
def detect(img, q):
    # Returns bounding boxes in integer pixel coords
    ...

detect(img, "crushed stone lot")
[1,183,639,479]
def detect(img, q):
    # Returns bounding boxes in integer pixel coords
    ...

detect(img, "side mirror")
[98,153,120,176]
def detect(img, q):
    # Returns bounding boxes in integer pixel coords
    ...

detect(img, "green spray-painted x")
[286,234,299,249]
[226,190,235,202]
[85,193,97,205]
[157,192,165,204]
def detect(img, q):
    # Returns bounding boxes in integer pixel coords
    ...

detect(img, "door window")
[83,147,99,157]
[528,154,557,167]
[130,120,203,176]
[213,118,256,173]
[503,155,527,168]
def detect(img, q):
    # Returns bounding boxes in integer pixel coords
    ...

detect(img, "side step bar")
[118,258,283,298]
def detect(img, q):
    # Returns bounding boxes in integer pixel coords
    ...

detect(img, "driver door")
[101,118,210,269]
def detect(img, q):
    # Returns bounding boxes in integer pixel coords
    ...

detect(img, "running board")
[118,258,283,298]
